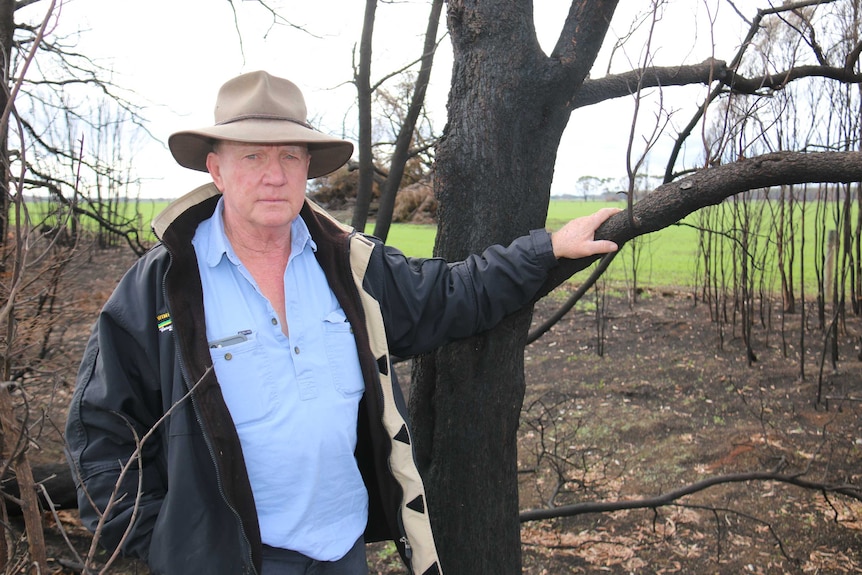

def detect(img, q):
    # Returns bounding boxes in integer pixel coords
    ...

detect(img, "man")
[65,70,619,575]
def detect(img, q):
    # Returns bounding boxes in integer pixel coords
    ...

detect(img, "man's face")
[206,142,311,234]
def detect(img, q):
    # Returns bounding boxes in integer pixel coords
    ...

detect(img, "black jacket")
[65,183,558,574]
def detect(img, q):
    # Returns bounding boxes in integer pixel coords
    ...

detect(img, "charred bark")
[409,2,619,573]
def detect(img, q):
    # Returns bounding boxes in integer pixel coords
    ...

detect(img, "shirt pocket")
[209,332,274,425]
[323,311,366,397]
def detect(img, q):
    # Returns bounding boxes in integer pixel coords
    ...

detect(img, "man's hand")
[550,207,621,259]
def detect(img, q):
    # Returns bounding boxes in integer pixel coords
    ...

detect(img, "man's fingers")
[591,207,623,226]
[551,207,623,259]
[588,239,619,255]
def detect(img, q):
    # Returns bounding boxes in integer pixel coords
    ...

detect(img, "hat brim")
[168,119,354,179]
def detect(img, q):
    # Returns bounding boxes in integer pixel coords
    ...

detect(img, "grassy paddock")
[533,199,700,289]
[546,199,713,288]
[548,198,857,293]
[388,198,853,294]
[16,198,167,241]
[384,199,702,285]
[17,197,853,293]
[385,200,700,287]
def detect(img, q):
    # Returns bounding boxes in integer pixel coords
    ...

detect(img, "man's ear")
[205,152,225,192]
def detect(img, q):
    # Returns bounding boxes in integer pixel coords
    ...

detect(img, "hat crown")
[169,70,354,178]
[214,71,308,126]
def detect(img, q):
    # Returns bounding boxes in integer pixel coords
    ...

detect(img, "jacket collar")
[152,182,220,241]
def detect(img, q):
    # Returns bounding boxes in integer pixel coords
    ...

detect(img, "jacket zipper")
[399,536,413,562]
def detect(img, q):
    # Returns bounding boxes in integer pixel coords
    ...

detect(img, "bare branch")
[82,368,212,574]
[572,58,862,110]
[520,468,862,522]
[539,150,862,296]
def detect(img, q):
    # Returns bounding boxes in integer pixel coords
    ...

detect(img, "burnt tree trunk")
[372,0,444,242]
[405,1,862,571]
[351,0,377,232]
[409,2,618,573]
[0,0,13,249]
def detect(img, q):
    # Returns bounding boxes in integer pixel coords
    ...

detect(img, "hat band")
[217,114,313,130]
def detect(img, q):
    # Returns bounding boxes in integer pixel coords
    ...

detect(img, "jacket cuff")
[529,229,558,269]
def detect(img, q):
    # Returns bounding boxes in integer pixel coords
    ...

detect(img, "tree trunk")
[0,2,30,569]
[0,387,49,572]
[373,0,444,242]
[351,0,377,232]
[409,2,617,572]
[0,0,13,250]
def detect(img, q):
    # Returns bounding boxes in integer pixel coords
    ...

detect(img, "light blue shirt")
[192,198,368,561]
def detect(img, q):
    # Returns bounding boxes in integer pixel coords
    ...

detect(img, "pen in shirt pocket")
[208,330,253,349]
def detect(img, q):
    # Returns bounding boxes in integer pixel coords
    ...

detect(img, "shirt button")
[224,353,233,361]
[271,318,278,325]
[294,346,300,354]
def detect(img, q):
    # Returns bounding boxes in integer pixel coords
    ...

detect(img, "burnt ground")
[8,244,862,574]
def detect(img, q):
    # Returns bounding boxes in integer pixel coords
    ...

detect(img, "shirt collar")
[203,197,317,268]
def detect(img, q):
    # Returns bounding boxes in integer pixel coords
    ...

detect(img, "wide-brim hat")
[168,71,354,179]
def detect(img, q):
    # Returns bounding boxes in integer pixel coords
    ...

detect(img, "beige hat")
[168,71,354,179]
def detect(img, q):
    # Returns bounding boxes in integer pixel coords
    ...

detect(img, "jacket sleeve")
[368,229,558,357]
[65,276,168,561]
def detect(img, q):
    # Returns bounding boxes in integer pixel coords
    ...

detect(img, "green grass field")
[538,199,700,289]
[384,198,849,293]
[19,197,850,292]
[384,199,704,288]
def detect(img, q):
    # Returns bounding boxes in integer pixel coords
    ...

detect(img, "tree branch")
[519,468,862,522]
[571,59,862,110]
[537,150,862,298]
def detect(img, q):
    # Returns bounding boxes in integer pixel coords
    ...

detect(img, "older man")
[65,71,618,575]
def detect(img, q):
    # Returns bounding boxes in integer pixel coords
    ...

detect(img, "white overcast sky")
[44,0,743,199]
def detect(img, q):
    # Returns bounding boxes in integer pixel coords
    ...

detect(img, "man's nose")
[261,156,288,184]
